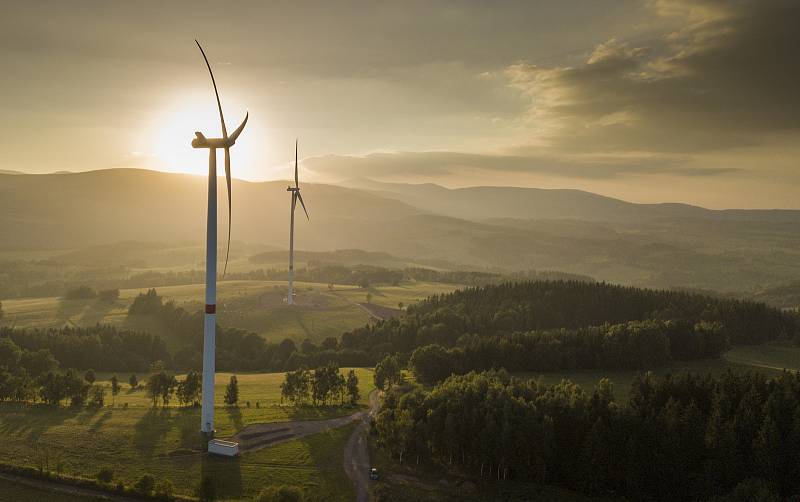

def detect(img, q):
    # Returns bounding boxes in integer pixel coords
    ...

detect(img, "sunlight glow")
[144,90,267,179]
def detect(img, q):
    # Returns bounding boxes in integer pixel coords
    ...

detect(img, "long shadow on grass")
[133,407,174,457]
[0,403,92,442]
[201,450,243,499]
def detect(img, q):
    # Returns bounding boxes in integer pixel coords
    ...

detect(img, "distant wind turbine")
[191,40,248,436]
[287,140,309,305]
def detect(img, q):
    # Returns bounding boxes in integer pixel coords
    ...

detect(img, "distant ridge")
[3,168,800,292]
[341,178,800,223]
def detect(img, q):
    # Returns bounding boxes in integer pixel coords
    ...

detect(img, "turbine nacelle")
[191,113,249,149]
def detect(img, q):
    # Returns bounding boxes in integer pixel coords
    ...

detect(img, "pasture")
[0,279,461,345]
[0,369,374,501]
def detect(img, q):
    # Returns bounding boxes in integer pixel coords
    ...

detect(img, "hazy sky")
[1,0,798,208]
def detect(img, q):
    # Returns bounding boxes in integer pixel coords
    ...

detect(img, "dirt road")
[343,390,380,502]
[232,397,374,453]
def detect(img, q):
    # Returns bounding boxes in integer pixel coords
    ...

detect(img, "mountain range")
[2,168,800,292]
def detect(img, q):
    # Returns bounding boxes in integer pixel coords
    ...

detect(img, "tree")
[21,349,58,377]
[224,375,239,406]
[134,474,155,495]
[398,302,404,310]
[0,301,4,321]
[346,370,360,404]
[282,368,310,405]
[146,372,176,407]
[374,355,402,391]
[0,337,22,369]
[177,371,202,406]
[110,374,120,406]
[88,384,105,407]
[84,369,96,384]
[129,374,138,390]
[366,292,373,304]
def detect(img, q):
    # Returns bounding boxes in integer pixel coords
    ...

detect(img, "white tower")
[191,40,248,436]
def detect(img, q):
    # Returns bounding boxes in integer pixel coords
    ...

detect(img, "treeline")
[280,364,360,406]
[340,281,797,357]
[1,325,170,372]
[376,370,800,501]
[408,319,729,384]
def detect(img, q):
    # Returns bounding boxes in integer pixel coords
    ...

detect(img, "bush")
[64,285,96,300]
[257,485,304,502]
[97,289,120,303]
[134,474,155,495]
[156,479,175,498]
[95,467,113,483]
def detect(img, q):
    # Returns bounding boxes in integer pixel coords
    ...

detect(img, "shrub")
[134,474,155,495]
[257,485,304,502]
[96,467,113,483]
[156,479,175,498]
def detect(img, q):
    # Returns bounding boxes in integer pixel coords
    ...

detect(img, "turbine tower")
[287,140,309,305]
[191,40,248,436]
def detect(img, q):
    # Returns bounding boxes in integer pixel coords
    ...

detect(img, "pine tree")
[224,375,239,406]
[110,374,120,406]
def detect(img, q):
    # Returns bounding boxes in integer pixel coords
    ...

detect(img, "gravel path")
[343,390,380,502]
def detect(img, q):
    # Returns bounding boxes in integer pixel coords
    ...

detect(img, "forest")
[375,369,800,501]
[1,281,794,381]
[340,281,797,358]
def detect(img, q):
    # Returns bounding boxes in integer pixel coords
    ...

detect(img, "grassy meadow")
[0,369,374,501]
[0,279,461,346]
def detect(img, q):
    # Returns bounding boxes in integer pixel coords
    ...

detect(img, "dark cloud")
[505,0,800,154]
[303,150,736,181]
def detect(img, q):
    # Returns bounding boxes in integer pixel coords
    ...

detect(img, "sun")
[145,91,263,178]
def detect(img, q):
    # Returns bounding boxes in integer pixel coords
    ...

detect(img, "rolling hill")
[4,169,800,292]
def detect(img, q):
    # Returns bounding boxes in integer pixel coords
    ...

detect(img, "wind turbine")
[287,140,309,305]
[191,40,248,436]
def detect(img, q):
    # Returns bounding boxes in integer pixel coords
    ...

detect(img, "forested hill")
[340,281,797,376]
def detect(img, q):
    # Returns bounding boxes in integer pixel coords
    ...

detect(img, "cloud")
[504,0,800,155]
[303,150,736,181]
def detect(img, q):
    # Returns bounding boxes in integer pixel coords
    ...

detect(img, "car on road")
[370,468,379,480]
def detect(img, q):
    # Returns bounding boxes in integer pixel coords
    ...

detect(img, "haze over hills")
[3,168,800,292]
[341,178,800,223]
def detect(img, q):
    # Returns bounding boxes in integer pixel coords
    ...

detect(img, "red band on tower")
[205,304,216,314]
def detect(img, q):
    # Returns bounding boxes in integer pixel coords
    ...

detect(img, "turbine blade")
[295,138,299,188]
[223,147,232,277]
[297,192,309,220]
[228,112,249,143]
[195,40,228,138]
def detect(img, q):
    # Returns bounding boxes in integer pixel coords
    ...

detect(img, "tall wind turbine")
[191,40,248,436]
[287,140,309,305]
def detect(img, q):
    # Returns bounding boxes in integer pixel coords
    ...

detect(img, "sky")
[1,0,798,208]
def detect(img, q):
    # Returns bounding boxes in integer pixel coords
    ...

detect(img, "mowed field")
[0,279,462,346]
[0,369,374,501]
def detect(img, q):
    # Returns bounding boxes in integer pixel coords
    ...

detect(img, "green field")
[0,368,373,501]
[0,279,460,345]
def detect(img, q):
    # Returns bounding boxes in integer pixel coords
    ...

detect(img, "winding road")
[343,390,380,502]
